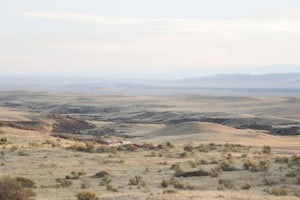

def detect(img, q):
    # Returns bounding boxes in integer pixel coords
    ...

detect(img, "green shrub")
[161,179,171,188]
[188,159,202,168]
[76,190,99,200]
[68,142,95,153]
[223,143,240,152]
[244,158,270,172]
[170,163,180,170]
[210,166,222,177]
[0,176,36,200]
[15,177,36,188]
[240,153,248,158]
[128,175,146,187]
[161,179,193,190]
[197,143,217,152]
[92,171,110,179]
[163,189,177,194]
[18,151,30,156]
[179,151,188,158]
[241,182,252,190]
[219,161,236,171]
[210,158,219,165]
[0,137,8,145]
[183,144,194,152]
[173,180,193,189]
[257,160,271,171]
[289,155,300,167]
[99,175,112,186]
[274,156,289,163]
[10,145,18,152]
[106,184,118,192]
[176,168,210,177]
[55,178,72,187]
[218,179,234,189]
[43,140,60,147]
[262,177,278,186]
[262,145,271,154]
[270,186,288,196]
[66,171,86,179]
[286,171,300,177]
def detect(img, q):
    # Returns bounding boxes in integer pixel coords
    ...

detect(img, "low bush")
[42,140,60,147]
[262,145,271,154]
[244,158,270,172]
[161,179,171,188]
[91,171,110,179]
[0,137,8,145]
[0,176,36,200]
[128,175,146,187]
[241,182,252,190]
[289,155,300,167]
[274,156,289,163]
[219,161,237,171]
[173,180,193,190]
[106,184,118,192]
[15,177,36,188]
[163,189,177,194]
[170,163,180,170]
[55,178,72,188]
[99,175,112,186]
[270,186,288,196]
[262,177,278,186]
[66,171,86,179]
[68,142,95,153]
[210,166,222,177]
[197,143,217,152]
[218,179,234,189]
[188,159,202,168]
[175,168,210,177]
[18,151,30,156]
[76,190,99,200]
[161,179,193,190]
[183,144,194,152]
[179,151,188,158]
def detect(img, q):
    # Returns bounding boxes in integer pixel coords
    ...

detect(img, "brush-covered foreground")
[1,92,300,199]
[1,127,300,200]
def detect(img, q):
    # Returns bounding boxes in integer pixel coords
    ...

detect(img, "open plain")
[1,91,300,199]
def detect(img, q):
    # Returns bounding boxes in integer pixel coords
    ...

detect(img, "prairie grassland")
[1,92,300,199]
[1,127,300,200]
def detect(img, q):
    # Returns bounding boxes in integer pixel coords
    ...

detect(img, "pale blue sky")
[1,0,300,77]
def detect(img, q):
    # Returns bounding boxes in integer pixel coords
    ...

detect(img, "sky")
[1,0,300,78]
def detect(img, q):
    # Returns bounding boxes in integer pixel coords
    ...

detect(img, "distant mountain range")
[1,73,300,95]
[176,73,300,88]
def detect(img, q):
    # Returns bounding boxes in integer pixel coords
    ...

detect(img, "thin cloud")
[23,11,300,34]
[23,12,147,25]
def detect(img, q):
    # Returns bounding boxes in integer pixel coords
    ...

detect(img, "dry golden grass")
[1,127,300,200]
[0,107,31,121]
[1,93,300,199]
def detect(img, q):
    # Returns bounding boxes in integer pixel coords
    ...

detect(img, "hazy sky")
[1,0,300,77]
